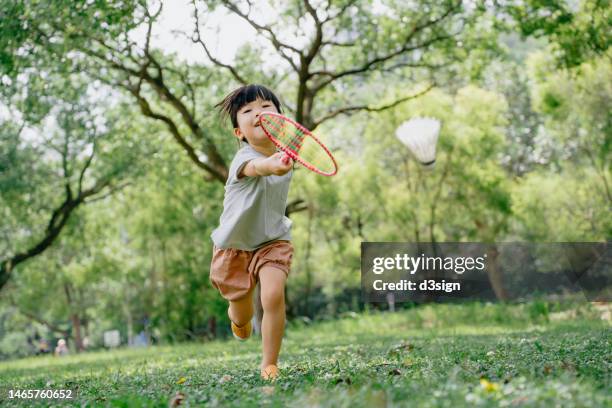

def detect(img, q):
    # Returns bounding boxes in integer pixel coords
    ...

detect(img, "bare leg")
[228,290,254,327]
[258,266,287,370]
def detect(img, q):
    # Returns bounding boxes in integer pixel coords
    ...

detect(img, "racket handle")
[281,153,291,165]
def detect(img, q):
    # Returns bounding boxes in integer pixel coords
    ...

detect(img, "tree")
[497,0,611,68]
[527,51,611,204]
[2,0,231,182]
[1,0,500,296]
[288,84,514,304]
[3,0,501,182]
[197,0,496,128]
[0,77,146,290]
[509,50,611,242]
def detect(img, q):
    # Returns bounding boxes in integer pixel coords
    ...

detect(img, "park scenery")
[0,1,610,407]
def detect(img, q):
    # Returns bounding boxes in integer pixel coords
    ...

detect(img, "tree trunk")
[386,292,396,312]
[64,282,84,352]
[485,245,510,301]
[474,220,510,301]
[70,312,84,352]
[208,316,216,339]
[124,302,134,346]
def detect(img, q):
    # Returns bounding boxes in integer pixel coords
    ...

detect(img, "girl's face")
[234,98,279,149]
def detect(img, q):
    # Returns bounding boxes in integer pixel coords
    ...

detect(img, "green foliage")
[0,0,138,80]
[511,168,611,240]
[286,83,514,309]
[1,0,610,359]
[506,50,611,241]
[528,52,611,166]
[482,57,550,175]
[500,0,611,68]
[0,301,609,407]
[0,331,30,359]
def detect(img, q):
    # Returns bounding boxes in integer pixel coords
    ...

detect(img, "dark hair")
[216,84,282,128]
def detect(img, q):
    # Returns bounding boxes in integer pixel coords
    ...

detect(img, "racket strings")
[265,116,306,154]
[261,114,336,174]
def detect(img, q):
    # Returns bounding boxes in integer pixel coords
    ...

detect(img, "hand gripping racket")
[259,112,338,176]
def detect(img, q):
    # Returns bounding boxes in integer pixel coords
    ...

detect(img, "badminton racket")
[259,112,338,176]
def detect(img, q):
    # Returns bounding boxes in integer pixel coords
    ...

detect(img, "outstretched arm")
[239,152,293,178]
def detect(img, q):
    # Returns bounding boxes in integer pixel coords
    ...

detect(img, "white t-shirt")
[211,143,293,250]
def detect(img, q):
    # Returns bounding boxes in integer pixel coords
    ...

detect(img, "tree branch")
[83,182,132,204]
[303,0,324,65]
[9,301,70,337]
[312,83,435,128]
[0,174,117,290]
[125,84,226,182]
[163,64,203,118]
[285,198,308,216]
[220,0,301,72]
[310,1,460,94]
[191,1,248,84]
[323,0,360,24]
[83,39,228,182]
[78,134,97,195]
[320,40,357,48]
[311,32,452,95]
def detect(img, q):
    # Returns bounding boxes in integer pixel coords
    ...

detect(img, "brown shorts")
[210,240,293,301]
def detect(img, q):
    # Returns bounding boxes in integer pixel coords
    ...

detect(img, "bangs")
[233,85,280,111]
[216,84,282,128]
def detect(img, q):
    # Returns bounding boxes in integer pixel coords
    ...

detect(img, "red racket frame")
[259,112,338,177]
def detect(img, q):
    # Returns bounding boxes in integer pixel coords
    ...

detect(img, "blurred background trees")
[0,0,609,358]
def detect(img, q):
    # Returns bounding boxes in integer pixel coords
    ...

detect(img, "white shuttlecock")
[395,117,441,169]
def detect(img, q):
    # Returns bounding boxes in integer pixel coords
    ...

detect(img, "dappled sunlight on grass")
[2,301,610,407]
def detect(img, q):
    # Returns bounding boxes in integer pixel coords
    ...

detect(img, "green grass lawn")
[1,301,610,407]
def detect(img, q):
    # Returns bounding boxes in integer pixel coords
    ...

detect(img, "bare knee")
[260,267,286,311]
[261,285,284,311]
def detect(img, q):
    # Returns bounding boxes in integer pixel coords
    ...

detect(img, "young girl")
[210,84,294,380]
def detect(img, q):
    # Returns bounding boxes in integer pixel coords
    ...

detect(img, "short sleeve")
[227,145,264,185]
